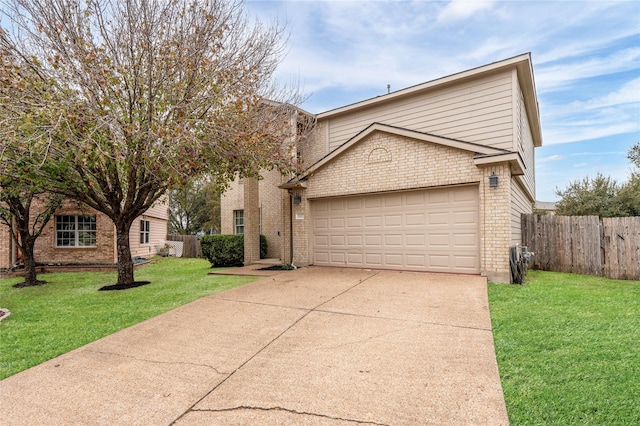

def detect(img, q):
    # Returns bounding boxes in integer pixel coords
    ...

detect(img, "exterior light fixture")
[293,195,302,205]
[489,172,498,188]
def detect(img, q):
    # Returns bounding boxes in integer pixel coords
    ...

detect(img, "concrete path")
[0,266,509,425]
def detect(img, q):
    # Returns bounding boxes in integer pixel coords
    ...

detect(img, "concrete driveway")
[0,266,508,425]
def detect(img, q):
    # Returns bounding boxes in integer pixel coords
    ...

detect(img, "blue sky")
[246,0,640,201]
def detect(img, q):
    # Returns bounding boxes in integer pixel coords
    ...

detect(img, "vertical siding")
[324,71,514,153]
[510,179,532,245]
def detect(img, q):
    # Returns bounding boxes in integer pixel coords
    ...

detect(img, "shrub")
[260,234,267,259]
[201,234,269,267]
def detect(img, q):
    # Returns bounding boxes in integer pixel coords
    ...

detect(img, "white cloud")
[569,78,640,110]
[537,155,565,164]
[437,0,496,23]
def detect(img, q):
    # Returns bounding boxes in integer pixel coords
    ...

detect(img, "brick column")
[479,164,512,283]
[243,176,260,265]
[280,189,292,265]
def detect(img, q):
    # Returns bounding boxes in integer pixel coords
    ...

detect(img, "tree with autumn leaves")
[0,0,307,286]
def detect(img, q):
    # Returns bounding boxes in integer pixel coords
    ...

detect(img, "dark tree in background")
[168,180,220,235]
[555,143,640,217]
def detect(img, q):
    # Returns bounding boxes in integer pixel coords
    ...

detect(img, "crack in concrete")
[170,271,382,425]
[191,405,391,425]
[85,349,231,375]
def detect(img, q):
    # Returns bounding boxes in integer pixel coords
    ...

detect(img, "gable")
[303,130,483,199]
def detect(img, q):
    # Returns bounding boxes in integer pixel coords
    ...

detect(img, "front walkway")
[0,267,508,425]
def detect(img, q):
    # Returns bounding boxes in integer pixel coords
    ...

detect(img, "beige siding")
[324,71,514,153]
[515,85,536,199]
[143,196,169,220]
[129,216,166,259]
[510,179,532,246]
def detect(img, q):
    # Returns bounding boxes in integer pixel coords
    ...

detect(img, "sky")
[245,0,640,201]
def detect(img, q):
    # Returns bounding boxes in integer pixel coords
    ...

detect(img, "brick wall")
[304,132,481,199]
[0,222,13,269]
[479,164,512,282]
[34,200,116,264]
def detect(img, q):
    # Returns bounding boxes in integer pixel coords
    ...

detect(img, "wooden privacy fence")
[165,234,202,258]
[521,214,640,280]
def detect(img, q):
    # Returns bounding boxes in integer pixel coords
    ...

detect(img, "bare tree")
[0,0,305,285]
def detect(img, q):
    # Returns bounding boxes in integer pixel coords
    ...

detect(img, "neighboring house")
[224,53,543,283]
[534,201,557,215]
[0,197,168,271]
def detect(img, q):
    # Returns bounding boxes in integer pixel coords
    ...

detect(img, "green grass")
[489,270,640,425]
[0,258,257,380]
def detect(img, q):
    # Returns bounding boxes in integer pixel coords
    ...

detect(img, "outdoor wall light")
[489,172,499,188]
[293,195,302,205]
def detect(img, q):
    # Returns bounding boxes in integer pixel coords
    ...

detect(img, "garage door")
[311,186,479,273]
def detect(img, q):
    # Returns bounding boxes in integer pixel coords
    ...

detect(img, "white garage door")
[311,186,479,273]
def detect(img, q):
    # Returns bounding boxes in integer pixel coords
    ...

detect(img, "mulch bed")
[98,281,151,291]
[258,265,297,271]
[13,280,47,289]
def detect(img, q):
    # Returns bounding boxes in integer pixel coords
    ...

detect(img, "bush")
[260,234,267,259]
[201,234,268,267]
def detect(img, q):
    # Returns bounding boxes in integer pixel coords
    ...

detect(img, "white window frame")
[234,210,244,234]
[55,215,97,247]
[140,220,150,245]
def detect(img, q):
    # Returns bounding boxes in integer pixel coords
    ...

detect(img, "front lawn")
[489,270,640,424]
[0,258,257,380]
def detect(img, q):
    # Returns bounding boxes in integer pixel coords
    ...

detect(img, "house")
[0,197,168,271]
[223,53,542,283]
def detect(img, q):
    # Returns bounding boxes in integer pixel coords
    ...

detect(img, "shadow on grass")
[98,281,151,291]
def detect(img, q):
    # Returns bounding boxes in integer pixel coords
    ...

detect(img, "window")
[140,220,150,245]
[56,215,96,247]
[234,210,244,234]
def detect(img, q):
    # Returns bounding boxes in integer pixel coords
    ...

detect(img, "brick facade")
[1,197,168,271]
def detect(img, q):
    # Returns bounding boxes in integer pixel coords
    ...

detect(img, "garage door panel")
[312,186,479,274]
[454,233,477,247]
[347,235,362,245]
[365,216,382,227]
[330,217,345,229]
[314,218,329,229]
[365,253,383,266]
[365,234,382,246]
[315,235,329,247]
[406,213,425,226]
[406,234,425,246]
[384,254,403,267]
[428,212,450,226]
[347,253,363,265]
[314,251,329,263]
[330,235,345,246]
[384,215,402,226]
[385,234,403,246]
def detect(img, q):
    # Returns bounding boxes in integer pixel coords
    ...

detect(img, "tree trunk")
[115,221,135,285]
[19,234,39,285]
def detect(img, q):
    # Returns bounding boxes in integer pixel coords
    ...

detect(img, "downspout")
[288,189,294,267]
